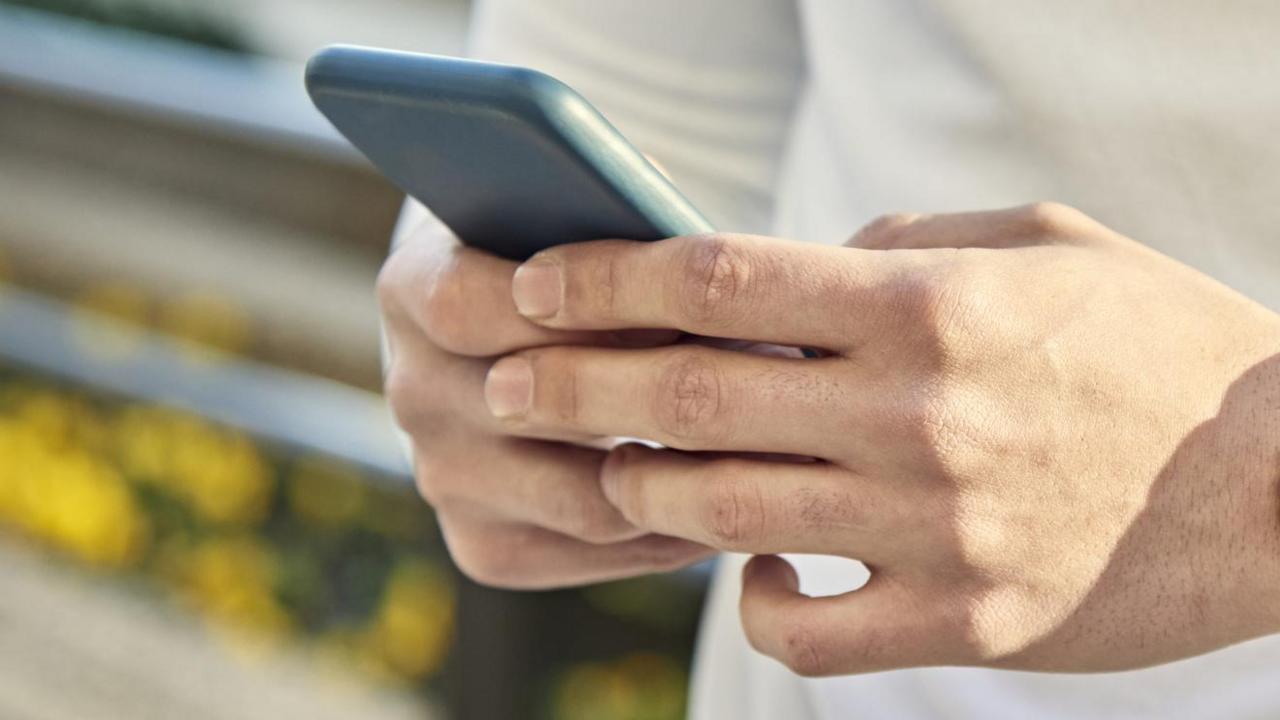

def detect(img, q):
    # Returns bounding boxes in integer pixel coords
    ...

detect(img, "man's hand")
[378,216,711,589]
[491,203,1280,673]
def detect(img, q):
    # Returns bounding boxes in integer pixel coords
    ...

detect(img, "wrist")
[1260,368,1280,635]
[1238,331,1280,636]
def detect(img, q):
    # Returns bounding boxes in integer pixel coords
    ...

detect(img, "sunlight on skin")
[381,202,1280,675]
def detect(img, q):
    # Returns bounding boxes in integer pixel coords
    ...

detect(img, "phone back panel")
[305,46,712,260]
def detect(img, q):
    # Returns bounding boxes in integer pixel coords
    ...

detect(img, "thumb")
[739,556,952,676]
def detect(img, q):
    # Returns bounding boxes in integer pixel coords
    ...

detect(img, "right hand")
[378,214,713,589]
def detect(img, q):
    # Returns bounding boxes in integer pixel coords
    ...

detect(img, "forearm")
[1235,332,1280,634]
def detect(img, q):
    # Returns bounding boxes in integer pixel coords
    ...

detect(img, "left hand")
[482,202,1280,676]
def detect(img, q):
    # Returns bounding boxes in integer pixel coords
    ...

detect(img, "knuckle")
[1018,201,1089,236]
[776,620,835,677]
[953,510,1012,574]
[850,213,920,250]
[378,245,487,356]
[948,589,1021,663]
[604,461,646,528]
[676,235,753,324]
[384,362,435,435]
[700,473,765,548]
[451,549,510,588]
[898,381,970,469]
[446,529,522,588]
[901,383,950,442]
[418,261,480,355]
[549,492,625,544]
[895,261,982,347]
[524,349,580,426]
[375,244,423,313]
[410,453,451,508]
[578,248,625,323]
[652,351,727,447]
[374,252,405,313]
[791,484,861,534]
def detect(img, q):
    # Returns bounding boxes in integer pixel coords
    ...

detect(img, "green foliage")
[1,364,707,717]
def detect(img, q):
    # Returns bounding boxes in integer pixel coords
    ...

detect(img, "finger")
[739,556,950,676]
[484,344,869,456]
[438,513,713,590]
[386,325,604,444]
[510,234,905,351]
[600,445,910,560]
[379,237,677,358]
[416,437,642,543]
[847,202,1116,251]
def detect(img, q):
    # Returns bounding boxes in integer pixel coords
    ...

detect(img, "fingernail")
[484,356,533,418]
[512,259,562,318]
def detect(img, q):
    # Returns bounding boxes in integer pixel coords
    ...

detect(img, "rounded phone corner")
[298,46,714,253]
[501,66,590,123]
[304,44,360,101]
[302,52,329,100]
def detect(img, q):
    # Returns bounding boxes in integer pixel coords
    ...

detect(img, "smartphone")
[304,45,712,261]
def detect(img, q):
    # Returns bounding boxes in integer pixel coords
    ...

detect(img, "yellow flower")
[178,535,292,638]
[613,653,687,720]
[286,455,367,528]
[552,653,687,720]
[44,455,150,568]
[118,407,275,526]
[14,391,77,449]
[174,430,274,526]
[114,404,177,482]
[553,663,633,720]
[10,390,110,455]
[367,559,455,680]
[0,418,30,520]
[0,419,53,533]
[1,428,149,569]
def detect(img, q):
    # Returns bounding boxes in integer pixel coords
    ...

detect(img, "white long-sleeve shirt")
[399,1,1280,716]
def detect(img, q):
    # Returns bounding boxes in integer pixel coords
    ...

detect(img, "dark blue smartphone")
[305,45,712,261]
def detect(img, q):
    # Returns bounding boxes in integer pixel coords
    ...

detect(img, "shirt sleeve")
[464,0,805,234]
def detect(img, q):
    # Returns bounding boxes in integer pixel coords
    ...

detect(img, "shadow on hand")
[1010,352,1280,670]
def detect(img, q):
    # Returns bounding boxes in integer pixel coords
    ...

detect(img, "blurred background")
[0,1,707,718]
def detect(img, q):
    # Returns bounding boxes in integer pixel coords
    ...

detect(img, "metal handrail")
[0,285,410,479]
[0,4,357,162]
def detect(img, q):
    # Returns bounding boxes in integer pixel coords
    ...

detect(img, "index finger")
[510,234,908,351]
[380,228,677,358]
